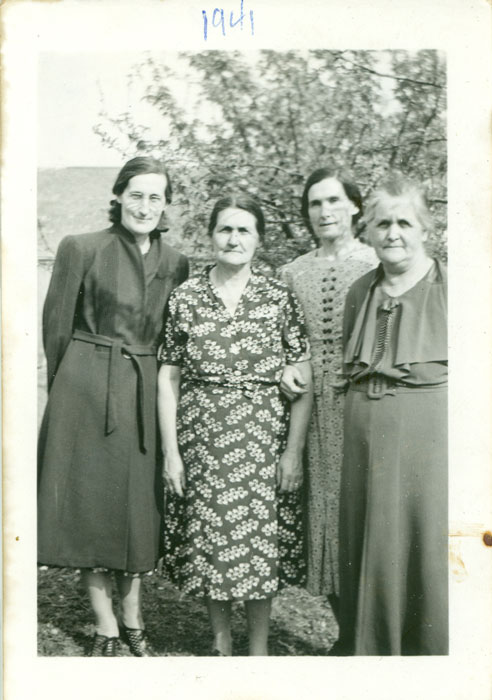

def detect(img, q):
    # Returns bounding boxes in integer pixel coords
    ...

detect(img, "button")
[321,287,326,292]
[322,277,328,282]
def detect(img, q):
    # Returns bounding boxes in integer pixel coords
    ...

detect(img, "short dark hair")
[108,156,172,227]
[364,173,433,233]
[300,167,363,235]
[207,194,265,241]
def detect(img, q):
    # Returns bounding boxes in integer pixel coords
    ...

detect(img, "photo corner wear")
[38,224,188,573]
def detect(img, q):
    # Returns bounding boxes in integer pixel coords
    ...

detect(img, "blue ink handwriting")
[202,0,254,41]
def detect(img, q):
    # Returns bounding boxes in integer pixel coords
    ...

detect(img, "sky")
[38,50,397,169]
[38,52,187,168]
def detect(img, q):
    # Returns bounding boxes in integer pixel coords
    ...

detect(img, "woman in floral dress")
[158,195,313,656]
[280,168,376,613]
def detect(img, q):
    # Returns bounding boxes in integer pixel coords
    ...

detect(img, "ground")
[38,568,338,657]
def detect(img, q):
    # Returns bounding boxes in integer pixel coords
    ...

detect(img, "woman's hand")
[280,364,308,402]
[276,447,303,493]
[163,452,186,497]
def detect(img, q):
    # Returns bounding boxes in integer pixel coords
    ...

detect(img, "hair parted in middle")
[207,194,266,242]
[300,166,363,236]
[108,156,173,231]
[363,172,433,233]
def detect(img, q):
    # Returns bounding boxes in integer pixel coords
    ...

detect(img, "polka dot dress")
[281,243,377,597]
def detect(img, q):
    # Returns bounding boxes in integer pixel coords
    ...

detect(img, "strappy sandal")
[119,623,156,657]
[87,633,119,657]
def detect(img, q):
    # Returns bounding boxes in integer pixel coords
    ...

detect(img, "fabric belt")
[349,375,448,400]
[183,376,278,399]
[72,330,156,452]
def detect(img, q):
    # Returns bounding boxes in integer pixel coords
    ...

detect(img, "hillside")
[37,167,188,259]
[38,167,119,258]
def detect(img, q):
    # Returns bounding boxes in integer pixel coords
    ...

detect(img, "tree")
[94,50,447,268]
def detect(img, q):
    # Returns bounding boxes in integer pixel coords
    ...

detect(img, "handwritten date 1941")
[202,0,254,41]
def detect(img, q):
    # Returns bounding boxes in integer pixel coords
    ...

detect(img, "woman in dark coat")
[38,157,189,656]
[337,174,447,655]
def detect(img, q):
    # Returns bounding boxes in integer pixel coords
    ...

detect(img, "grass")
[38,568,338,657]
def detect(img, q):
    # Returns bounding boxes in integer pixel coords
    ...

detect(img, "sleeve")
[43,236,86,390]
[157,293,188,366]
[277,263,291,287]
[155,253,190,348]
[342,283,359,352]
[281,287,311,363]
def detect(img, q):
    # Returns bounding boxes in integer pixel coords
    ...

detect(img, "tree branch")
[333,52,444,89]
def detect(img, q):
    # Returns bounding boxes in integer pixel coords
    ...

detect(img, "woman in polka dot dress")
[280,168,376,616]
[158,195,313,656]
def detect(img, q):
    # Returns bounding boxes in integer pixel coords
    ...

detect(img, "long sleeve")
[342,283,359,352]
[43,236,86,390]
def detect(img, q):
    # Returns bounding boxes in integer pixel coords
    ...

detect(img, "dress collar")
[111,222,161,242]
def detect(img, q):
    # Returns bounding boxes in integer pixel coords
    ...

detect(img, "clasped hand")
[280,364,308,402]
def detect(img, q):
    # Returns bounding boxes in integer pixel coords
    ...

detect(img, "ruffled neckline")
[344,259,447,372]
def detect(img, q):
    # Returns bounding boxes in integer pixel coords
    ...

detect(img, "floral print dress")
[158,267,310,601]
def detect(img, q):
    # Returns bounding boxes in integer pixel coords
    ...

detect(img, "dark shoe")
[327,639,352,656]
[87,633,119,657]
[120,623,156,657]
[210,648,227,656]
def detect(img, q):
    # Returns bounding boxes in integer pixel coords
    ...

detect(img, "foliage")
[94,50,447,267]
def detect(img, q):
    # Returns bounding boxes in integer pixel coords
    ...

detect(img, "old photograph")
[36,48,447,658]
[2,1,491,699]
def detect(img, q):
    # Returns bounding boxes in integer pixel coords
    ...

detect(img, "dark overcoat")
[38,224,188,572]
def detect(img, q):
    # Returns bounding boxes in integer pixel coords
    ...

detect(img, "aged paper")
[2,0,491,698]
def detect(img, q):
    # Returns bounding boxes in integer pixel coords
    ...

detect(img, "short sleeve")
[157,294,188,366]
[281,288,310,363]
[277,264,292,288]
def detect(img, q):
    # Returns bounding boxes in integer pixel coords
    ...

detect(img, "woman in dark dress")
[158,195,313,655]
[337,174,447,655]
[38,157,189,656]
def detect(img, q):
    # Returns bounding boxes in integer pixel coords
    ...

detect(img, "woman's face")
[307,177,359,242]
[117,173,167,238]
[368,194,428,269]
[211,208,260,268]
